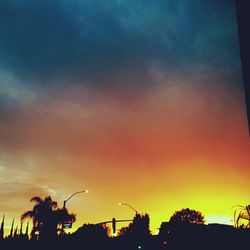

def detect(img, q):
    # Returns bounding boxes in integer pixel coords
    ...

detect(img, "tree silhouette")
[169,208,205,224]
[21,196,76,240]
[118,213,151,239]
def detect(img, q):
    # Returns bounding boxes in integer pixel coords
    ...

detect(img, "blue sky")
[0,0,239,86]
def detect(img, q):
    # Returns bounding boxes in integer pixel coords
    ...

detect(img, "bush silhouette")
[169,208,205,224]
[72,223,109,241]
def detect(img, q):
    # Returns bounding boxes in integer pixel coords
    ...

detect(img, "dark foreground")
[1,228,250,250]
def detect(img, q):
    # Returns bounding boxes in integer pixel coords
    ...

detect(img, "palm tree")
[21,196,76,239]
[234,205,250,228]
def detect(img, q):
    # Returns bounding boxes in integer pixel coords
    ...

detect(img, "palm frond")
[21,211,34,221]
[30,196,43,204]
[246,205,250,215]
[44,196,52,203]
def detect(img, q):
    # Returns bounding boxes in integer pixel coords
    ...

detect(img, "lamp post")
[118,202,138,214]
[62,189,88,232]
[63,190,88,209]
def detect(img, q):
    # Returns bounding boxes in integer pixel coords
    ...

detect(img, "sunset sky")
[0,0,249,235]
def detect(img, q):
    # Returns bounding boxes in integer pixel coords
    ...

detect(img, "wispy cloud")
[0,0,239,86]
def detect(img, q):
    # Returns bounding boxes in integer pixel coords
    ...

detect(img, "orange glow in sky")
[0,77,249,235]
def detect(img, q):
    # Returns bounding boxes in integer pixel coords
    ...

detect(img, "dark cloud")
[0,0,240,87]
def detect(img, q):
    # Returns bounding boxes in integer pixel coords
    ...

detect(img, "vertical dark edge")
[235,0,250,136]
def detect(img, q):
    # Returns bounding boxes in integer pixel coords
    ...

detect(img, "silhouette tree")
[118,213,151,239]
[169,208,205,224]
[21,195,75,240]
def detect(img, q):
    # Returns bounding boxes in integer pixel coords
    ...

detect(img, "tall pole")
[62,189,88,233]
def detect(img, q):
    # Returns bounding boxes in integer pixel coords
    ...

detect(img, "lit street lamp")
[63,189,88,210]
[62,189,88,231]
[119,202,138,214]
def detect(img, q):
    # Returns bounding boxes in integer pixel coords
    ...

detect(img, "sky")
[0,0,249,235]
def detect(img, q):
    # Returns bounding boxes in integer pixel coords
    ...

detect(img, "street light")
[63,189,88,210]
[118,202,138,214]
[62,189,88,232]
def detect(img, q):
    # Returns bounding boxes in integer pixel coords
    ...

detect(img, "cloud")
[0,0,242,127]
[0,67,247,168]
[0,0,239,87]
[0,164,55,214]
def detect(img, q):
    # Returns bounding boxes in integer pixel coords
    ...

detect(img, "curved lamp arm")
[119,202,138,214]
[63,190,88,208]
